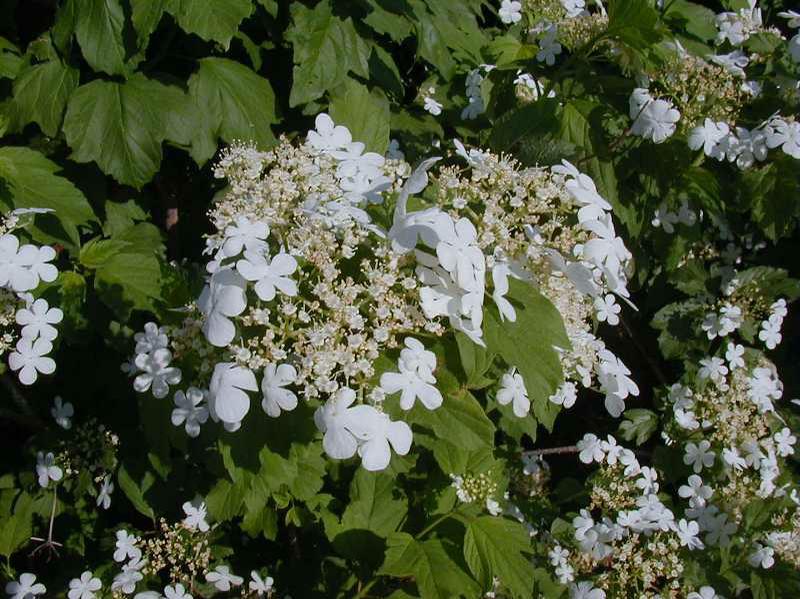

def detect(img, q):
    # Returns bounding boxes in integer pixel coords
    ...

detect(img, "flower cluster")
[0,210,61,385]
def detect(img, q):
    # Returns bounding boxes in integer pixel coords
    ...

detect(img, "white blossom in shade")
[208,362,258,427]
[709,49,749,78]
[676,519,704,550]
[677,201,697,226]
[790,33,800,63]
[549,381,577,408]
[197,268,248,347]
[206,566,243,592]
[134,322,169,354]
[597,350,638,417]
[771,298,788,319]
[35,451,62,488]
[97,475,114,510]
[722,447,747,471]
[698,357,728,386]
[748,542,775,569]
[182,499,210,532]
[779,10,800,28]
[687,587,723,599]
[774,427,796,457]
[26,245,58,285]
[236,250,298,302]
[164,583,192,599]
[133,348,181,399]
[536,27,562,65]
[758,318,782,349]
[679,475,713,507]
[561,0,587,18]
[496,368,530,417]
[357,411,413,471]
[629,88,680,143]
[725,342,744,369]
[569,580,605,599]
[651,205,679,233]
[386,138,404,160]
[0,234,36,292]
[68,571,102,599]
[435,217,485,291]
[485,497,502,516]
[747,367,782,413]
[498,0,522,24]
[51,395,74,429]
[379,337,443,411]
[307,113,352,152]
[684,440,715,473]
[113,530,141,563]
[5,573,46,599]
[221,216,269,258]
[765,117,800,158]
[249,571,274,597]
[490,262,517,322]
[261,363,298,417]
[111,568,142,595]
[9,337,55,385]
[593,294,620,325]
[572,509,594,540]
[423,96,442,116]
[16,298,62,341]
[577,433,605,464]
[171,388,209,437]
[314,387,377,461]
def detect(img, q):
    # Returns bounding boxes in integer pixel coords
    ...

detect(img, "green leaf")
[0,491,34,558]
[743,158,800,241]
[63,75,190,188]
[607,0,662,51]
[329,78,390,154]
[455,332,494,389]
[380,532,481,599]
[618,409,658,446]
[340,469,408,538]
[3,58,79,136]
[117,465,156,520]
[74,0,128,76]
[0,146,95,249]
[363,0,413,42]
[187,57,277,165]
[79,237,131,269]
[663,1,718,42]
[206,477,247,522]
[256,442,326,502]
[94,242,163,316]
[463,516,534,598]
[167,0,254,49]
[286,1,370,107]
[0,37,22,79]
[406,388,494,452]
[130,0,172,50]
[484,279,569,431]
[242,478,278,540]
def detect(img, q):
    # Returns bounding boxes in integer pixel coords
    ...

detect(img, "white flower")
[380,337,443,411]
[51,396,74,429]
[748,542,775,569]
[651,205,679,233]
[308,113,352,152]
[499,0,522,24]
[774,427,796,457]
[725,342,744,369]
[790,33,800,62]
[249,571,274,597]
[577,433,605,464]
[562,0,587,18]
[496,368,530,417]
[133,348,181,399]
[114,530,141,563]
[171,388,209,437]
[182,499,210,532]
[698,357,728,386]
[357,411,413,471]
[705,511,737,547]
[597,350,638,417]
[0,234,57,292]
[684,440,715,473]
[676,519,704,550]
[709,50,749,78]
[549,381,577,409]
[16,298,62,341]
[593,294,620,325]
[206,566,243,592]
[765,118,800,158]
[111,568,142,595]
[261,362,298,417]
[314,387,379,461]
[758,318,782,349]
[722,447,747,471]
[423,96,442,115]
[491,262,517,322]
[537,27,562,65]
[435,217,485,292]
[570,581,605,599]
[9,337,55,385]
[779,10,800,28]
[236,250,298,302]
[629,88,680,143]
[97,475,114,510]
[386,138,404,160]
[687,586,723,599]
[5,573,46,599]
[164,583,192,599]
[134,322,168,354]
[221,216,269,259]
[197,268,248,347]
[208,362,258,427]
[679,475,713,506]
[485,497,502,516]
[68,571,102,599]
[35,451,62,488]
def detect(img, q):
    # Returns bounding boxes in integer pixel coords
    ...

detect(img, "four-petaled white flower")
[499,0,522,24]
[496,367,530,417]
[222,216,269,259]
[569,580,605,599]
[68,571,102,599]
[171,387,209,437]
[36,451,62,488]
[679,474,713,506]
[182,499,210,532]
[261,362,298,417]
[249,571,274,597]
[5,573,46,599]
[97,475,114,510]
[164,583,192,599]
[133,348,182,399]
[111,568,142,595]
[198,268,248,347]
[748,542,775,569]
[237,250,298,302]
[9,337,55,385]
[206,565,243,592]
[684,440,715,473]
[208,362,258,427]
[113,529,142,563]
[379,337,442,411]
[16,298,63,341]
[51,395,74,429]
[0,234,57,292]
[676,518,704,550]
[307,113,352,152]
[629,88,681,144]
[356,411,413,471]
[314,387,376,460]
[577,433,605,464]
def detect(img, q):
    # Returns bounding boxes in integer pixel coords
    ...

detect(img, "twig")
[29,489,62,559]
[523,445,580,457]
